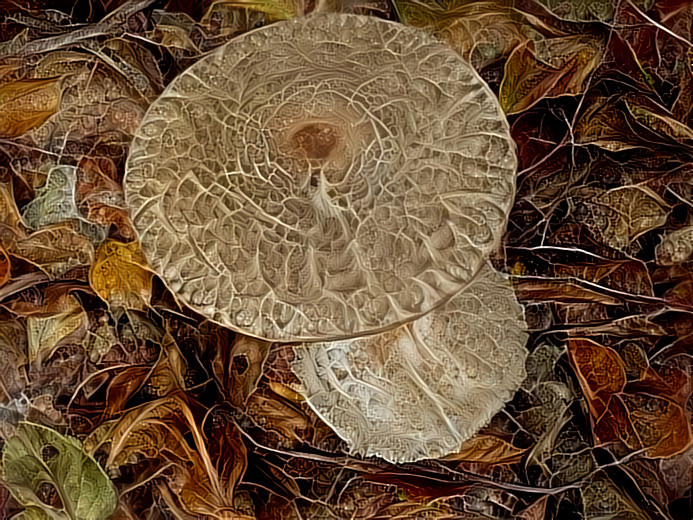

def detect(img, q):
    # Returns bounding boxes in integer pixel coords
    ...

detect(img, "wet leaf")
[500,36,604,114]
[0,422,117,520]
[89,240,153,311]
[0,78,61,138]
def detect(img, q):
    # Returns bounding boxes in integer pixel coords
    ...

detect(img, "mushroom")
[125,13,518,342]
[292,263,527,463]
[124,13,527,462]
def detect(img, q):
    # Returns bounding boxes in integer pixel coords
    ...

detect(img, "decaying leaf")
[581,473,649,520]
[0,320,27,404]
[535,0,615,22]
[89,240,153,311]
[11,224,95,277]
[567,338,625,417]
[0,246,9,287]
[213,335,271,406]
[656,225,693,265]
[86,396,247,518]
[0,422,117,520]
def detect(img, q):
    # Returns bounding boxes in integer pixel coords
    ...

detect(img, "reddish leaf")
[598,393,691,458]
[567,339,626,416]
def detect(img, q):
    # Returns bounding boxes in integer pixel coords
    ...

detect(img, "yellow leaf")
[0,78,61,138]
[90,240,153,311]
[441,434,526,463]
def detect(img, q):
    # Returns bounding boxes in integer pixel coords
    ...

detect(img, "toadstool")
[291,262,528,463]
[124,12,527,463]
[124,13,518,342]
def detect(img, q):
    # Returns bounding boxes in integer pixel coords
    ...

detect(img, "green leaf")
[1,422,117,520]
[22,165,108,245]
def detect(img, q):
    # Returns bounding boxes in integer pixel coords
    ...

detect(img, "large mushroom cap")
[125,13,517,342]
[291,263,528,463]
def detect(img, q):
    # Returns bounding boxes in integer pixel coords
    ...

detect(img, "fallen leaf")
[26,294,87,363]
[0,182,25,246]
[214,0,302,21]
[656,225,693,265]
[11,223,95,277]
[581,473,649,520]
[0,320,27,403]
[500,35,604,114]
[87,396,241,518]
[554,260,653,296]
[0,422,117,520]
[213,334,271,406]
[21,165,108,244]
[0,246,9,287]
[567,339,625,417]
[0,78,62,138]
[395,0,531,68]
[600,393,691,458]
[575,92,693,151]
[513,279,621,305]
[89,240,153,311]
[534,0,615,22]
[246,391,311,445]
[441,434,526,463]
[579,186,668,251]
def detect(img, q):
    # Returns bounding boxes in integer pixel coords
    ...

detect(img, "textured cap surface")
[124,13,517,341]
[291,263,528,463]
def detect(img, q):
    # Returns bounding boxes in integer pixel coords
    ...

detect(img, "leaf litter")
[0,0,690,519]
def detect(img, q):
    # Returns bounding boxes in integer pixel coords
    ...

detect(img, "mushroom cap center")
[290,122,342,160]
